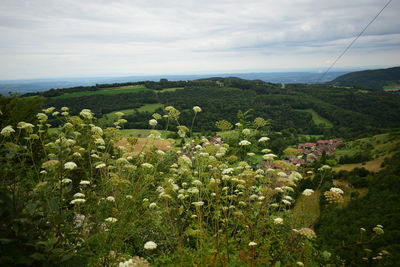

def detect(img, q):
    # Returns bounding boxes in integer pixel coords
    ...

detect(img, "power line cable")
[316,0,393,83]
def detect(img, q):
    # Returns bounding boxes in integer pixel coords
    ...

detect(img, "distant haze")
[0,0,399,80]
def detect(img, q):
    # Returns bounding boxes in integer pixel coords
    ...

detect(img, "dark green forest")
[37,77,400,139]
[329,66,400,90]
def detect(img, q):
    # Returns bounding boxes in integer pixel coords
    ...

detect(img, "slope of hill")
[328,66,400,90]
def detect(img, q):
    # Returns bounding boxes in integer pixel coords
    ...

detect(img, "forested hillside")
[35,78,400,139]
[328,66,400,90]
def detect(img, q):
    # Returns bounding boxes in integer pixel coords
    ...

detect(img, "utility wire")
[316,0,393,83]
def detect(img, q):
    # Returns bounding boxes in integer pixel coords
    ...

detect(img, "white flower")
[149,202,157,209]
[1,125,15,136]
[17,122,34,131]
[187,187,199,194]
[36,113,48,121]
[247,152,255,156]
[248,241,257,246]
[126,195,133,199]
[239,140,251,146]
[302,189,314,196]
[282,199,291,205]
[275,187,284,193]
[80,109,93,120]
[141,163,154,169]
[61,107,69,111]
[319,165,331,171]
[64,162,77,170]
[242,128,251,135]
[106,196,115,202]
[274,218,284,224]
[330,187,344,194]
[80,180,90,185]
[193,106,202,113]
[277,171,287,177]
[95,163,106,169]
[263,153,277,160]
[91,126,103,135]
[70,198,86,205]
[192,180,203,186]
[105,217,118,223]
[258,137,270,142]
[192,201,204,207]
[73,192,85,198]
[149,119,158,126]
[144,241,157,250]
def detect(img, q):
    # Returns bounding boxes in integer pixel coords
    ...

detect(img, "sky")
[0,0,399,80]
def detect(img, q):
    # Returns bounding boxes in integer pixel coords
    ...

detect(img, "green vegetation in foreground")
[295,108,333,128]
[52,85,149,99]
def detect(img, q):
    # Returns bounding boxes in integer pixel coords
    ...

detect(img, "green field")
[157,87,184,93]
[52,85,149,99]
[383,83,400,90]
[295,108,333,128]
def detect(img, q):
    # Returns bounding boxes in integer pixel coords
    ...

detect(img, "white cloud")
[0,0,399,79]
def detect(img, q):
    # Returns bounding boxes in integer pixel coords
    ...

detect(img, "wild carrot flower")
[258,137,270,142]
[141,163,154,169]
[248,241,257,246]
[193,106,202,113]
[95,163,106,169]
[239,140,251,146]
[70,198,86,205]
[274,218,284,224]
[330,187,344,194]
[263,153,277,160]
[64,162,77,170]
[242,128,251,135]
[105,217,118,223]
[80,180,90,185]
[149,119,158,126]
[73,193,85,198]
[192,180,202,186]
[1,125,15,136]
[144,241,157,250]
[302,189,314,196]
[297,228,317,239]
[192,201,204,207]
[106,196,115,202]
[36,113,48,121]
[149,203,157,209]
[373,225,384,235]
[80,109,93,120]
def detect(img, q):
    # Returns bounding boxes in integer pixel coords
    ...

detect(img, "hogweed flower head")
[105,217,118,223]
[70,198,86,205]
[64,162,77,170]
[248,241,257,247]
[239,140,251,146]
[144,241,157,250]
[302,189,314,196]
[1,125,15,136]
[149,119,158,127]
[193,106,202,113]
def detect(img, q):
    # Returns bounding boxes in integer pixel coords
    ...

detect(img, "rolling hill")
[328,66,400,90]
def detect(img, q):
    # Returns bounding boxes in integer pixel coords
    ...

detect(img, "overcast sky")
[0,0,399,80]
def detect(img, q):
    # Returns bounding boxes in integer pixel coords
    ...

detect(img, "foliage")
[0,104,350,266]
